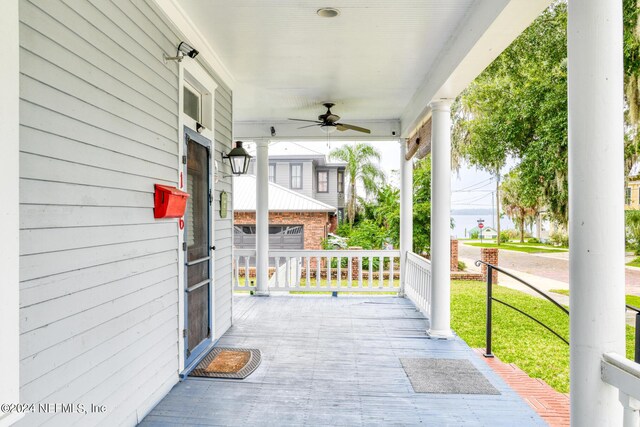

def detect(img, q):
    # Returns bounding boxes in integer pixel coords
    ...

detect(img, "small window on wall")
[318,170,328,193]
[291,164,302,189]
[626,187,632,205]
[183,82,201,123]
[337,170,345,193]
[269,164,276,182]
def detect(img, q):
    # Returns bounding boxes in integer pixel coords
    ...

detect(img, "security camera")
[177,41,199,59]
[270,126,276,137]
[163,41,199,63]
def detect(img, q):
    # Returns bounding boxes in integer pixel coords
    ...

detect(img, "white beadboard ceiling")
[175,0,551,133]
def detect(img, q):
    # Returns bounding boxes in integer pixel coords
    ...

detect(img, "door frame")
[177,58,218,375]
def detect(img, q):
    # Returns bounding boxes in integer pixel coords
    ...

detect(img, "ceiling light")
[317,8,340,18]
[320,124,337,134]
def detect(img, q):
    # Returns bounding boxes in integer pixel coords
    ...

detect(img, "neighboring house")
[626,177,640,210]
[246,154,347,223]
[469,226,498,239]
[233,175,336,250]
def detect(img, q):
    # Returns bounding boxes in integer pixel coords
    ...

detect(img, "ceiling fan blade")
[289,118,323,123]
[336,123,371,134]
[298,124,319,129]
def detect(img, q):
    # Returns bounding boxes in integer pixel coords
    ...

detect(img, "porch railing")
[601,352,640,426]
[233,249,400,293]
[404,251,432,316]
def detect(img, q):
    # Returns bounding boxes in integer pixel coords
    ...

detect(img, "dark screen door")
[185,131,212,362]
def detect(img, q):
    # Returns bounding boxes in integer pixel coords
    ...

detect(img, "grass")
[627,257,640,267]
[451,280,636,393]
[465,241,568,254]
[549,288,640,308]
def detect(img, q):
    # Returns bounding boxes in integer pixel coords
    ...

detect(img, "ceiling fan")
[288,103,371,134]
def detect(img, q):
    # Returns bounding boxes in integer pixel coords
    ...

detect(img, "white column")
[255,140,270,296]
[0,1,21,425]
[399,139,413,297]
[429,100,453,338]
[568,1,625,425]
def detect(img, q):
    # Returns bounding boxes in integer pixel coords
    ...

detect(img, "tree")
[453,0,640,228]
[329,143,385,226]
[624,0,640,178]
[452,2,568,227]
[412,156,432,253]
[500,169,542,242]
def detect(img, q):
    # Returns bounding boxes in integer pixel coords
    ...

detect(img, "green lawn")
[627,257,640,267]
[451,280,636,393]
[549,288,640,308]
[236,278,399,295]
[465,241,568,254]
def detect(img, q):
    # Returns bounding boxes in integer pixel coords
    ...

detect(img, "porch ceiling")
[169,0,551,137]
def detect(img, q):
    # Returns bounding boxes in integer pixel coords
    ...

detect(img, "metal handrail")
[476,260,640,363]
[475,260,569,315]
[475,260,569,358]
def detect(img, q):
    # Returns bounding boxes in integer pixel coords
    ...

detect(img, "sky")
[244,139,505,211]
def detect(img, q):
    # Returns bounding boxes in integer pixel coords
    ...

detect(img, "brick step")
[473,348,570,426]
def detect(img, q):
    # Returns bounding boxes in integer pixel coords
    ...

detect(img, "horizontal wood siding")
[314,168,339,208]
[212,81,234,339]
[16,0,235,424]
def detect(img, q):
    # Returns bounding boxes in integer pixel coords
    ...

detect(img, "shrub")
[499,231,511,243]
[528,237,541,244]
[457,260,466,271]
[549,231,569,247]
[469,230,480,239]
[626,210,640,254]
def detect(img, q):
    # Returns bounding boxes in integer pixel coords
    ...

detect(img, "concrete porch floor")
[142,295,545,426]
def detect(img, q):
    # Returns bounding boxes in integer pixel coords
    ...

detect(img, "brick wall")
[480,248,499,284]
[450,239,459,271]
[234,211,329,249]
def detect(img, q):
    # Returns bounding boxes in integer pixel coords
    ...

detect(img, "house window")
[337,170,344,193]
[317,170,329,193]
[291,164,302,189]
[183,81,201,122]
[269,164,276,182]
[627,187,632,205]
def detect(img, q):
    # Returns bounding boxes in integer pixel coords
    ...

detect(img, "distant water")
[451,214,515,239]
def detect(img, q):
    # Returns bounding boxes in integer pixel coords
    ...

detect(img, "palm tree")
[500,170,542,243]
[329,143,385,226]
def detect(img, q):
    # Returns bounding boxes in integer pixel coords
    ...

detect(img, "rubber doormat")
[190,347,261,379]
[400,358,500,395]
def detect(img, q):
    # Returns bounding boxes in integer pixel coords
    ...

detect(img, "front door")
[184,128,213,364]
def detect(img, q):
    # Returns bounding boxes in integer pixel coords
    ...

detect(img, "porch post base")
[252,290,270,297]
[426,329,454,340]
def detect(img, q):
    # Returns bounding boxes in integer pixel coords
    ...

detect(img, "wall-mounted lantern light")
[163,41,199,63]
[223,141,252,175]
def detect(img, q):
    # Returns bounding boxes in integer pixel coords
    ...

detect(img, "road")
[458,242,640,296]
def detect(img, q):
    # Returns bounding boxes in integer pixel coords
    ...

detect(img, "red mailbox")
[154,184,190,219]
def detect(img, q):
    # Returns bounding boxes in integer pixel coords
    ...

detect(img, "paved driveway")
[458,242,640,297]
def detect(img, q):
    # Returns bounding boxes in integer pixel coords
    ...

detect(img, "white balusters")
[404,252,431,315]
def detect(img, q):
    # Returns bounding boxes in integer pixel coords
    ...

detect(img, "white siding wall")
[17,0,233,425]
[212,78,234,339]
[0,2,20,426]
[315,168,339,207]
[275,162,290,189]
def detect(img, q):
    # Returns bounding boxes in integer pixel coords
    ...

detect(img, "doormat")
[400,358,500,395]
[190,347,261,379]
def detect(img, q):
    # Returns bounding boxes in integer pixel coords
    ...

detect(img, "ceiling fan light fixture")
[320,124,337,134]
[317,7,340,18]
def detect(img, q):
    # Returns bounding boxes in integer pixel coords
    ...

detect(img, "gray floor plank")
[141,295,545,426]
